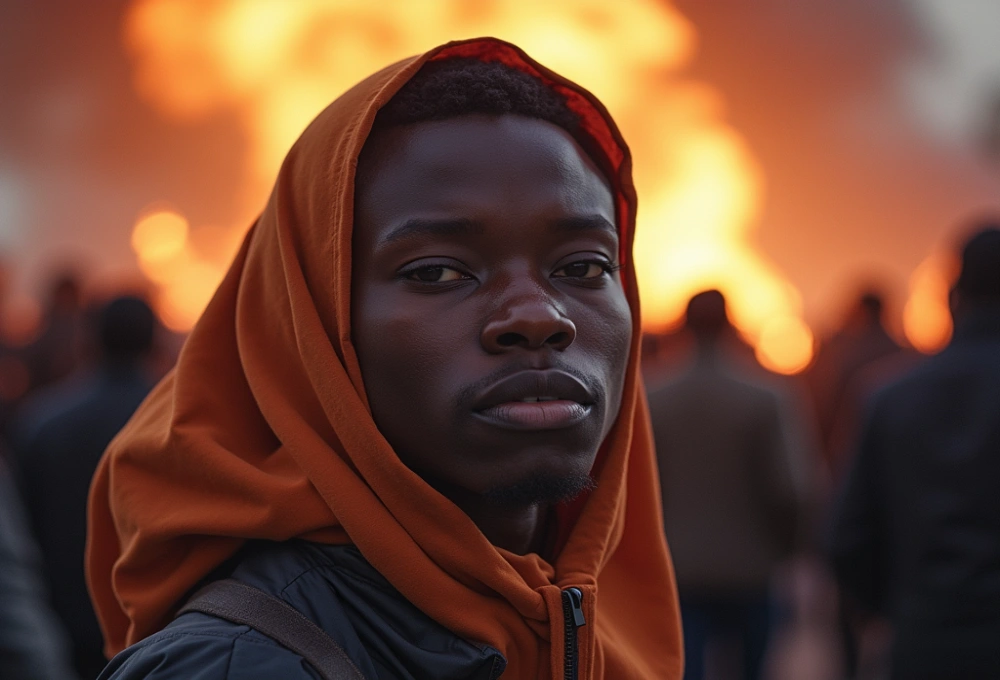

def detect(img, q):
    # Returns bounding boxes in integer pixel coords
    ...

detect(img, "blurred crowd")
[0,270,178,679]
[1,219,999,679]
[642,220,1000,680]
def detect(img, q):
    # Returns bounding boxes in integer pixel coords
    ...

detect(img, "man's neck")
[466,501,551,556]
[419,475,557,556]
[437,484,552,556]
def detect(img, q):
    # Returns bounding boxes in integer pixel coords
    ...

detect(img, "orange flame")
[130,207,225,331]
[124,0,814,373]
[903,251,956,353]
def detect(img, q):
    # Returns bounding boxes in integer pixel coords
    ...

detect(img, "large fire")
[903,250,956,354]
[124,0,819,371]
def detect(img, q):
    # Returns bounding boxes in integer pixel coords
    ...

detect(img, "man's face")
[352,115,631,507]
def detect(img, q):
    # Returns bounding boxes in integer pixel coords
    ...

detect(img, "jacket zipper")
[561,587,586,680]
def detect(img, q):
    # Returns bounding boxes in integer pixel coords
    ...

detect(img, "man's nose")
[480,292,576,353]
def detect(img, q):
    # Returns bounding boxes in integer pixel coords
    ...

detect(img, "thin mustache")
[454,364,603,411]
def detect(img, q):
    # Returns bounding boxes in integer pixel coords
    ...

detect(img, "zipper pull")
[561,587,586,680]
[563,587,586,627]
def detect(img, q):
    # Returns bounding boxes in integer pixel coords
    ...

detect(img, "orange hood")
[87,37,682,679]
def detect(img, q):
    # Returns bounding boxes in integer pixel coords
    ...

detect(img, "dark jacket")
[648,346,810,594]
[0,459,77,680]
[830,309,1000,678]
[16,364,153,678]
[99,541,506,679]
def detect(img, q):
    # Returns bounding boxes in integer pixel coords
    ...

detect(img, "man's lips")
[472,370,595,431]
[476,400,591,430]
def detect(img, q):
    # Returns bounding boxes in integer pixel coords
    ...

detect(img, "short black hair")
[371,57,616,183]
[858,292,884,319]
[375,58,582,135]
[97,296,155,360]
[685,289,729,337]
[956,223,1000,302]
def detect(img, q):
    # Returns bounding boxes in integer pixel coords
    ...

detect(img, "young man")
[89,38,682,679]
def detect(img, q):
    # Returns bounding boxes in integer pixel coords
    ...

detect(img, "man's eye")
[406,266,467,283]
[554,261,610,279]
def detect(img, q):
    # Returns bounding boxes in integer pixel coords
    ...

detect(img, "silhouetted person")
[830,223,1000,680]
[0,258,31,452]
[0,456,78,680]
[806,290,905,475]
[648,290,811,680]
[24,272,84,392]
[805,289,914,678]
[16,296,155,679]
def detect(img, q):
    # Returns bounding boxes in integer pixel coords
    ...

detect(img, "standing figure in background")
[805,289,913,679]
[648,290,811,680]
[16,296,156,679]
[23,272,84,392]
[806,290,904,477]
[0,258,30,452]
[830,223,1000,680]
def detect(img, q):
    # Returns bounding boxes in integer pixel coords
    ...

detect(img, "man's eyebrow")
[377,218,483,248]
[376,215,616,248]
[553,215,618,236]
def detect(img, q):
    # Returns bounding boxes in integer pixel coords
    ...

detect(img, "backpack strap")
[177,578,366,680]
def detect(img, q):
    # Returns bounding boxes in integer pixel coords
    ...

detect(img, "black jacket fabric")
[0,459,77,680]
[16,365,153,678]
[829,308,1000,678]
[98,541,506,679]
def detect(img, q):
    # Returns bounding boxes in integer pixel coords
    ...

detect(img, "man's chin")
[482,472,596,509]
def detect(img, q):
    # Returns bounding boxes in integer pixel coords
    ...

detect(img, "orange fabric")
[87,37,682,678]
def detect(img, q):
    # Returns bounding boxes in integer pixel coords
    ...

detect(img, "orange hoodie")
[87,37,682,679]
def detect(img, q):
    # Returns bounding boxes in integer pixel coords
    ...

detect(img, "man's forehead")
[354,116,617,250]
[376,215,617,250]
[357,115,611,192]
